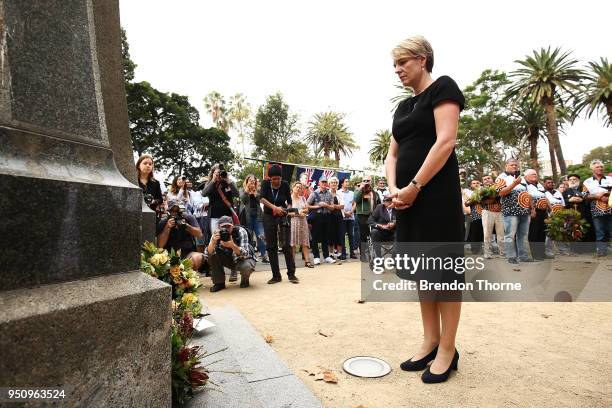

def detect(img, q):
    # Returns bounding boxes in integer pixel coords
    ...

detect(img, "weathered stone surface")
[0,129,142,291]
[0,272,172,407]
[0,0,143,291]
[0,0,171,405]
[92,0,136,183]
[2,0,107,146]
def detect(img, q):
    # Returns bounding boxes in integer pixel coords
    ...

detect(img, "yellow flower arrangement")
[182,293,198,305]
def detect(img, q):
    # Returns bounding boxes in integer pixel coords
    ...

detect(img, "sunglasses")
[363,179,371,183]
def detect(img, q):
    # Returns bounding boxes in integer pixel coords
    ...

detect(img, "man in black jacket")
[368,195,396,258]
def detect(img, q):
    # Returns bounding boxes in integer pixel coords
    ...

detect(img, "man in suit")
[368,194,396,258]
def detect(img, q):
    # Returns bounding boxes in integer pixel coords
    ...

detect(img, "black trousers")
[311,212,331,259]
[263,213,296,278]
[341,219,355,257]
[370,228,395,257]
[529,209,547,259]
[209,251,255,285]
[468,218,483,253]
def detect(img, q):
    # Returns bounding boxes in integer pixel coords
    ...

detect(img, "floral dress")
[290,195,310,247]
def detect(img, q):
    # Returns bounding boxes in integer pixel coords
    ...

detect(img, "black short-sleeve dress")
[392,76,466,284]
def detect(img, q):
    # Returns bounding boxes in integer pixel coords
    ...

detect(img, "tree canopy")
[122,30,233,180]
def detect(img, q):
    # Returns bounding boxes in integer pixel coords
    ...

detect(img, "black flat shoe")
[210,283,226,293]
[400,345,438,371]
[267,277,282,284]
[288,275,299,284]
[421,349,459,383]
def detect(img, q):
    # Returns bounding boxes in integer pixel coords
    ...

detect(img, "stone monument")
[0,0,171,406]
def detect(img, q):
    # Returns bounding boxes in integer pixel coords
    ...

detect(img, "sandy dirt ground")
[199,260,612,408]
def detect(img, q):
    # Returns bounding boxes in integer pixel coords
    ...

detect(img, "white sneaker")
[313,258,321,265]
[325,257,336,264]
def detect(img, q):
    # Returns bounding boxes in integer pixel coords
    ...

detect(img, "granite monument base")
[0,272,171,407]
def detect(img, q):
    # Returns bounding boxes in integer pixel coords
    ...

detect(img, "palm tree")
[306,112,357,164]
[507,47,586,176]
[512,101,546,173]
[203,91,231,132]
[390,82,413,112]
[576,57,612,126]
[369,129,392,165]
[228,93,252,156]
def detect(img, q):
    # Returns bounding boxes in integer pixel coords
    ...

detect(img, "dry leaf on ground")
[318,329,333,337]
[323,370,338,383]
[264,335,273,343]
[355,300,365,304]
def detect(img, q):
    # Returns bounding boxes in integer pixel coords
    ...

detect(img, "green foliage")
[507,47,587,177]
[577,57,612,126]
[390,81,413,112]
[469,186,497,203]
[582,144,612,165]
[306,111,356,164]
[234,158,265,185]
[545,209,590,241]
[122,31,234,180]
[369,129,391,165]
[228,93,253,155]
[251,92,305,162]
[203,91,232,132]
[457,70,522,179]
[121,29,136,82]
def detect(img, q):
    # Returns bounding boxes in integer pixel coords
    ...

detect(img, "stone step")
[188,306,323,408]
[186,315,263,408]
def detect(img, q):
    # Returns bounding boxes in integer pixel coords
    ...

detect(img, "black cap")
[268,165,282,177]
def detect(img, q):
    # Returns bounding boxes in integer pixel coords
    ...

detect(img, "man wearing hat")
[367,193,397,258]
[157,199,204,270]
[205,215,256,291]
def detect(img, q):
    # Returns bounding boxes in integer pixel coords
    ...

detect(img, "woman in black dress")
[386,36,465,384]
[136,154,163,217]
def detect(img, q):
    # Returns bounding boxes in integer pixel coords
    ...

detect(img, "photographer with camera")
[202,164,240,233]
[136,154,163,217]
[260,165,298,284]
[205,216,256,292]
[156,199,204,270]
[354,175,380,262]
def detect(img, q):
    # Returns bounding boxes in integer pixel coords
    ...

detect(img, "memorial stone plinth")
[0,0,171,405]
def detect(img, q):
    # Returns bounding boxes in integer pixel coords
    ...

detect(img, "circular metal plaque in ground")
[342,356,392,378]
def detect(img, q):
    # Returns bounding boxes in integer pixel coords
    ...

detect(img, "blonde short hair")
[392,35,434,73]
[328,176,339,184]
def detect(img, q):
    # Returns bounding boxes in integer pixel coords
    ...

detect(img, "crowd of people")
[136,152,611,293]
[136,154,404,291]
[462,158,611,262]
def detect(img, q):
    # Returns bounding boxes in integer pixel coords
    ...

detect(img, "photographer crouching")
[205,216,256,292]
[157,199,204,270]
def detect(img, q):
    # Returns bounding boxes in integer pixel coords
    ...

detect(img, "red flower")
[189,368,209,386]
[178,347,191,362]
